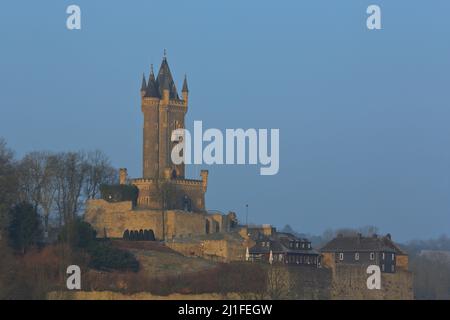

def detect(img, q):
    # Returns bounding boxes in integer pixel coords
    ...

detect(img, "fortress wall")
[166,238,247,262]
[165,211,207,239]
[287,266,332,299]
[84,200,222,240]
[84,200,163,239]
[133,179,206,211]
[330,264,413,299]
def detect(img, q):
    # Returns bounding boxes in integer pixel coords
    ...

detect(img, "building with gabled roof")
[320,233,409,273]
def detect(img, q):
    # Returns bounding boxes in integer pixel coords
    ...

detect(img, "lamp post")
[245,204,249,226]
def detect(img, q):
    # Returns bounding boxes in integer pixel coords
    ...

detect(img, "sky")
[0,0,449,242]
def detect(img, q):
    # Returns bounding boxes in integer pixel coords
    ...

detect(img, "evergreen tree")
[8,202,42,253]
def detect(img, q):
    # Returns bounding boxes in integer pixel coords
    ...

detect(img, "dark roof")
[156,57,179,99]
[249,232,319,255]
[141,74,147,91]
[182,75,189,93]
[143,57,180,99]
[320,234,406,255]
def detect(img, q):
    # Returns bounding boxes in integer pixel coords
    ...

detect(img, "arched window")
[123,229,130,240]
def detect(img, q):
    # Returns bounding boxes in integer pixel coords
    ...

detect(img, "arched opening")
[139,229,144,241]
[171,169,177,179]
[206,220,210,234]
[183,195,192,212]
[123,229,130,240]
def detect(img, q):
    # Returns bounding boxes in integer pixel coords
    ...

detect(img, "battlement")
[132,178,203,187]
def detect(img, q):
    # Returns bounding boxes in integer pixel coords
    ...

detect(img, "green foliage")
[58,218,139,272]
[100,184,139,206]
[58,218,97,249]
[88,241,139,272]
[8,202,42,253]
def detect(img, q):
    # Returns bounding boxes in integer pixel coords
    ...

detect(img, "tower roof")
[142,55,182,99]
[155,56,179,99]
[144,64,159,98]
[141,73,147,92]
[182,74,189,93]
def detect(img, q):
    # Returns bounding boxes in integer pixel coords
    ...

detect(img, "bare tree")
[83,150,117,200]
[0,138,17,239]
[16,152,59,236]
[266,265,291,299]
[54,152,88,226]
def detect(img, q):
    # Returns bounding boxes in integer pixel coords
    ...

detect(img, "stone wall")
[330,264,413,299]
[166,235,248,262]
[84,199,225,240]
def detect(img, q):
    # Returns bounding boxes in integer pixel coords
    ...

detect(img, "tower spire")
[141,73,147,92]
[182,74,189,93]
[149,64,155,82]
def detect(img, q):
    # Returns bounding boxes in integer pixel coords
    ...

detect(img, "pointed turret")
[156,53,179,99]
[145,64,159,98]
[182,74,189,104]
[182,74,189,93]
[149,64,156,83]
[140,73,147,97]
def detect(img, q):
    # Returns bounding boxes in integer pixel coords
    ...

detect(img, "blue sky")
[1,1,449,241]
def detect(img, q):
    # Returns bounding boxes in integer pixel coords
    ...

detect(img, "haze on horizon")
[0,0,449,242]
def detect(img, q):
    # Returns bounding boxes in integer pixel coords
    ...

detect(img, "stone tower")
[141,55,189,180]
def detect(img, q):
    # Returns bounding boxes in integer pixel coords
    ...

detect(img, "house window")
[392,253,395,260]
[355,252,359,261]
[339,253,344,261]
[382,264,385,272]
[296,242,299,248]
[382,252,385,260]
[370,252,375,260]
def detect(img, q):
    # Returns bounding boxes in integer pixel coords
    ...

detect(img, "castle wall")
[330,264,413,299]
[132,178,206,211]
[84,199,218,240]
[166,237,247,263]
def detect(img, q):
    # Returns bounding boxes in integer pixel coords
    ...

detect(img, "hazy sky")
[1,1,449,241]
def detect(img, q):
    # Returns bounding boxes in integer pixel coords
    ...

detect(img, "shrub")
[88,241,139,272]
[58,218,139,273]
[100,184,138,206]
